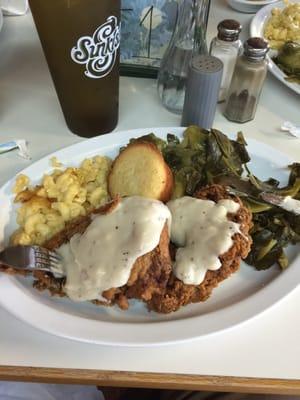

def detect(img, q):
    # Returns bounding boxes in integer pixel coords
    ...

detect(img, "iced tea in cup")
[29,0,120,137]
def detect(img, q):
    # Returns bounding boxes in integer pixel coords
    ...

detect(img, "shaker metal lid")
[244,37,269,60]
[191,55,223,74]
[217,19,242,42]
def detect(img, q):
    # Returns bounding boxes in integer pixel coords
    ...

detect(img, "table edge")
[0,366,300,395]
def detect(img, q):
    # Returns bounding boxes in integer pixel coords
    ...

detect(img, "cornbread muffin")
[108,142,174,202]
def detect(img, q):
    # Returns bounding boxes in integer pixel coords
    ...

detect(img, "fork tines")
[33,246,62,265]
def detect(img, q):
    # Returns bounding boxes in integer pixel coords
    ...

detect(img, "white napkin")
[281,121,300,138]
[0,0,28,15]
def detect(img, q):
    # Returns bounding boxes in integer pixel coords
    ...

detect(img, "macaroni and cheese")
[264,1,300,49]
[11,155,112,246]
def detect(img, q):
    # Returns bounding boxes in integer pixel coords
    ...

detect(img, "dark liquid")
[29,0,120,137]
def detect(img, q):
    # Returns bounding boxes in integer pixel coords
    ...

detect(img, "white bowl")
[227,0,279,13]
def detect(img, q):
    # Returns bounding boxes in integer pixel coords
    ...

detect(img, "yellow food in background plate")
[264,1,300,49]
[11,155,112,246]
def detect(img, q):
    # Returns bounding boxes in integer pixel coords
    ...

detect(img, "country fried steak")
[0,198,172,311]
[147,185,253,313]
[0,185,252,313]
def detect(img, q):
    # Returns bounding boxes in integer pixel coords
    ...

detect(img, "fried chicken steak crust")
[24,198,172,310]
[147,185,253,314]
[0,185,252,313]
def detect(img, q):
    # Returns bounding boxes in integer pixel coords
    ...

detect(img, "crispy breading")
[33,198,172,310]
[0,185,253,314]
[147,185,253,313]
[95,224,172,309]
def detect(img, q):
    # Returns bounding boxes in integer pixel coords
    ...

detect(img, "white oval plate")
[227,0,278,14]
[0,127,299,347]
[251,0,300,96]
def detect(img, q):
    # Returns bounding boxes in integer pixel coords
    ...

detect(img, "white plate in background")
[227,0,279,14]
[0,127,299,346]
[251,0,300,96]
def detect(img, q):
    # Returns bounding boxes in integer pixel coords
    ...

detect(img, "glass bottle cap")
[244,37,269,60]
[217,19,242,42]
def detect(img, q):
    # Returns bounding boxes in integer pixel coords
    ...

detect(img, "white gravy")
[57,196,171,302]
[167,196,241,285]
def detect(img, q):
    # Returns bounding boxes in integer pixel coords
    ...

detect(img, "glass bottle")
[224,37,269,123]
[157,0,211,114]
[209,19,242,102]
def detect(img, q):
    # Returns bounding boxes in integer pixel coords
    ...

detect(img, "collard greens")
[134,126,300,271]
[273,41,300,85]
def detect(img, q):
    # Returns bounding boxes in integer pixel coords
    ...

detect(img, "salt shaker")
[224,38,269,124]
[209,19,242,102]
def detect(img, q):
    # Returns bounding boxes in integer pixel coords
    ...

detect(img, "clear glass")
[224,55,268,123]
[210,37,242,102]
[157,0,211,114]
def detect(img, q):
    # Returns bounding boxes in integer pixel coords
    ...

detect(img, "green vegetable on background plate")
[132,126,300,271]
[273,41,300,85]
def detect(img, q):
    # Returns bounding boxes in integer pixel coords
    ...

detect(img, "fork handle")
[0,246,36,270]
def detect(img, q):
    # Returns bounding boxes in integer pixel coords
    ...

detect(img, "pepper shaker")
[224,37,269,124]
[182,55,223,130]
[209,19,242,102]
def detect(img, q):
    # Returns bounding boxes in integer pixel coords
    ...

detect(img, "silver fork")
[0,245,64,278]
[227,187,300,215]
